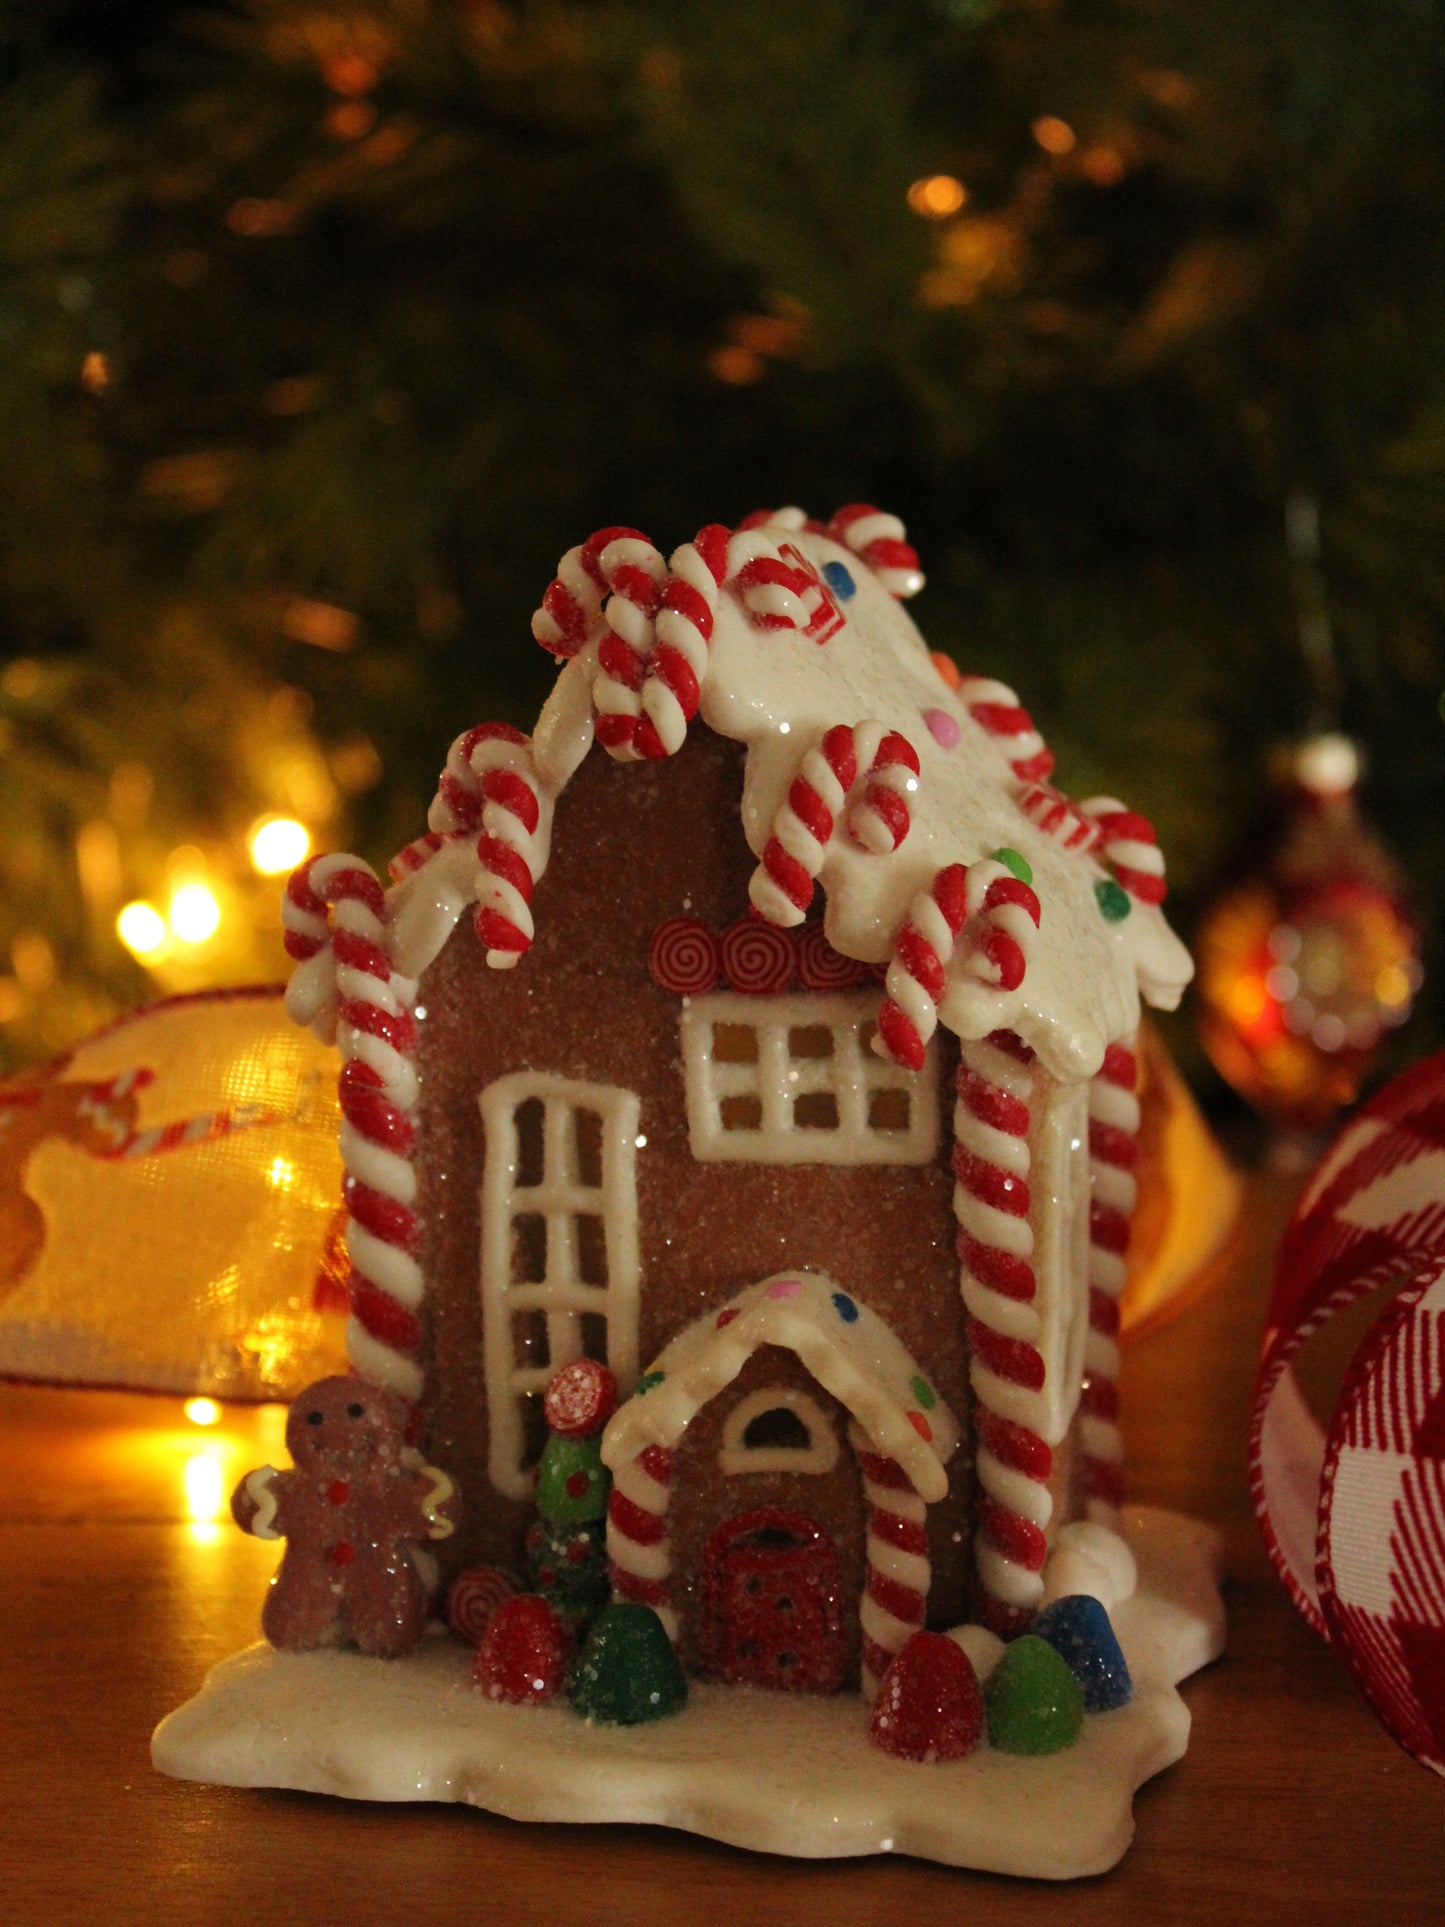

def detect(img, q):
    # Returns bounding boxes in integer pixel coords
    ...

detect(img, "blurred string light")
[169,880,221,944]
[185,1397,221,1426]
[907,175,967,218]
[1032,115,1077,155]
[117,900,168,960]
[248,815,310,876]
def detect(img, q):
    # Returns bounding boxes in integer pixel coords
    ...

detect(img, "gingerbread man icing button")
[232,1375,459,1659]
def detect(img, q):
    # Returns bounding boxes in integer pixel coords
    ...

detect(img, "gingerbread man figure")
[232,1375,459,1659]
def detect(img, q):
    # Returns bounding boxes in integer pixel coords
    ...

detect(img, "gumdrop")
[544,1358,618,1437]
[536,1432,609,1527]
[447,1564,518,1647]
[1033,1594,1133,1712]
[569,1602,688,1726]
[983,1634,1083,1754]
[474,1594,568,1704]
[869,1631,984,1762]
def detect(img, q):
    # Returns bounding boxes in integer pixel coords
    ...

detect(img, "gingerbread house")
[282,504,1192,1693]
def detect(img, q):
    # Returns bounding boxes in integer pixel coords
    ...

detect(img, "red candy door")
[699,1507,847,1692]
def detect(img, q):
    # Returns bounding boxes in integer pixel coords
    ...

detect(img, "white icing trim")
[479,1072,642,1500]
[244,1467,282,1541]
[717,1386,841,1475]
[679,990,938,1165]
[1031,1073,1093,1448]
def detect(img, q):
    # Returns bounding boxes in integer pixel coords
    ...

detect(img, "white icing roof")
[599,1271,959,1502]
[388,517,1192,1081]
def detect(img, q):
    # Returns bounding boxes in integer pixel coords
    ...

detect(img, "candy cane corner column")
[1081,1037,1140,1527]
[852,1421,931,1702]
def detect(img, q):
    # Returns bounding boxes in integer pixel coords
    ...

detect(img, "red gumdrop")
[544,1358,618,1438]
[868,1631,984,1762]
[474,1595,568,1704]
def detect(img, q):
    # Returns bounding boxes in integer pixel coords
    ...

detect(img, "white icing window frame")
[718,1385,841,1476]
[679,989,939,1165]
[479,1071,641,1500]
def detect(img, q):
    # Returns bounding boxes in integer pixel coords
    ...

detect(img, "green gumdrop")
[569,1603,688,1726]
[984,1634,1084,1755]
[536,1433,609,1526]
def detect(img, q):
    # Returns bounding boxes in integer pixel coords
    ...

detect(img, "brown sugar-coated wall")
[413,727,980,1633]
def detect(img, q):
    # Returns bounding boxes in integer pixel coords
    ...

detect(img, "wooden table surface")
[3,1170,1442,1926]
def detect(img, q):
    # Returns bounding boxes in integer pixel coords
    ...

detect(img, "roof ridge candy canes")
[1017,783,1103,855]
[953,1030,1054,1637]
[748,721,922,929]
[827,505,925,599]
[1080,1040,1139,1527]
[282,853,424,1402]
[634,525,732,759]
[590,532,671,761]
[957,675,1055,787]
[1078,797,1167,905]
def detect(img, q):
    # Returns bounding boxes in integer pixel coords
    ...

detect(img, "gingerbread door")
[698,1506,847,1692]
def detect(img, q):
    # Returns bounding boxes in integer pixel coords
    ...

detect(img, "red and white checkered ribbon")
[1250,1050,1445,1774]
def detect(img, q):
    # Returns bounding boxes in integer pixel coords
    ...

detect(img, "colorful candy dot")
[636,1370,665,1395]
[907,1410,933,1442]
[930,650,962,690]
[993,846,1033,885]
[910,1375,937,1411]
[821,560,856,600]
[922,707,962,750]
[832,1292,859,1323]
[766,1277,804,1300]
[715,1307,740,1329]
[1095,878,1131,923]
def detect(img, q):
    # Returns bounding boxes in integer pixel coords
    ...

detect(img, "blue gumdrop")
[1032,1594,1132,1713]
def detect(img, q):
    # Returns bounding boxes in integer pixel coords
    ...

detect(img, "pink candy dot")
[715,1307,740,1329]
[922,707,961,749]
[766,1278,804,1300]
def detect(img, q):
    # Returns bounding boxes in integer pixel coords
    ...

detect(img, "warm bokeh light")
[117,900,168,959]
[80,350,111,394]
[169,881,221,944]
[1032,115,1077,155]
[248,814,311,876]
[183,1450,226,1521]
[907,174,967,218]
[185,1397,221,1426]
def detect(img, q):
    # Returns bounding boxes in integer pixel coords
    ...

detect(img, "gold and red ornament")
[1194,733,1421,1131]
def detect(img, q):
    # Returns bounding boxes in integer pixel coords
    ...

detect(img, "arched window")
[718,1386,840,1476]
[479,1072,641,1498]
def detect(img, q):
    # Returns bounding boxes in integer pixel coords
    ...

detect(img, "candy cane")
[954,1030,1052,1636]
[748,723,920,928]
[607,1444,677,1642]
[875,864,970,1072]
[1078,797,1167,904]
[283,853,423,1404]
[634,524,731,760]
[854,1426,931,1701]
[97,1102,275,1160]
[1017,783,1101,854]
[958,676,1054,786]
[530,523,641,660]
[828,504,925,599]
[726,526,813,634]
[1081,1040,1139,1525]
[964,858,1042,992]
[592,533,670,760]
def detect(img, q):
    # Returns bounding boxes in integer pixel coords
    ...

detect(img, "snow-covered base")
[153,1507,1224,1880]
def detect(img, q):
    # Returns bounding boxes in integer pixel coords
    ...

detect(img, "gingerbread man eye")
[347,1401,365,1418]
[306,1410,324,1426]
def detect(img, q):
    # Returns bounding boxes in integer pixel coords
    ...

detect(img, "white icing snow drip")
[152,1508,1224,1880]
[385,521,1192,1083]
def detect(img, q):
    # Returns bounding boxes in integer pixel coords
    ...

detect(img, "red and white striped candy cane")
[958,676,1054,786]
[283,853,423,1403]
[634,524,731,760]
[1078,797,1167,904]
[97,1101,274,1160]
[875,863,970,1072]
[953,1029,1052,1636]
[530,523,641,660]
[1081,1039,1139,1525]
[1016,783,1101,854]
[853,1425,931,1701]
[606,1444,677,1642]
[962,858,1042,993]
[592,533,670,760]
[828,504,925,599]
[726,525,813,633]
[748,722,920,928]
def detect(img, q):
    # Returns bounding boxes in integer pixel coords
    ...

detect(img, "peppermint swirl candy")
[720,918,796,995]
[544,1358,618,1438]
[648,917,721,996]
[447,1565,519,1647]
[796,921,867,992]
